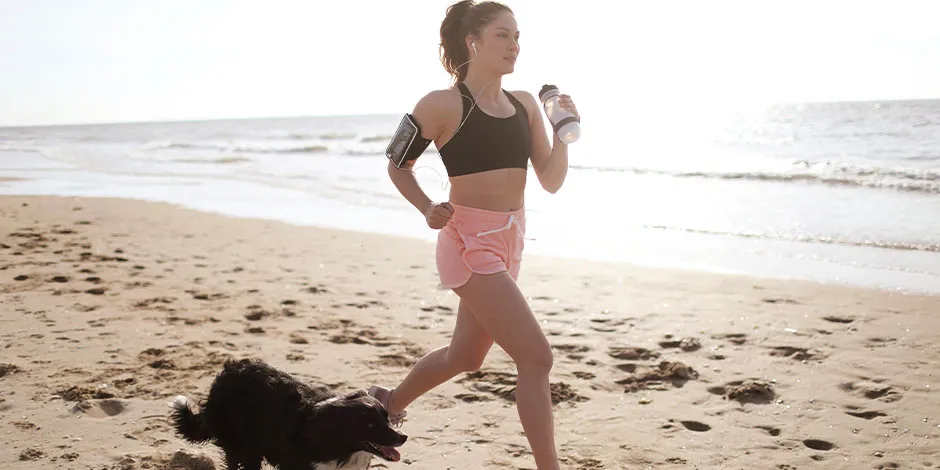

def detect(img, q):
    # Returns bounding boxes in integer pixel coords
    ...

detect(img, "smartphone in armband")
[386,113,431,168]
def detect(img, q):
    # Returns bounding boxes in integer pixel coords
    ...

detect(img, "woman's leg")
[376,299,494,416]
[453,271,559,470]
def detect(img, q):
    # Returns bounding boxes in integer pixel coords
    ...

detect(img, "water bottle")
[539,84,580,144]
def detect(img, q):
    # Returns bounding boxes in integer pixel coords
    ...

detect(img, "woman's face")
[472,11,520,75]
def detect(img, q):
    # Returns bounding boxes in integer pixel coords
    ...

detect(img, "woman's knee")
[447,342,492,373]
[515,342,554,377]
[446,346,488,373]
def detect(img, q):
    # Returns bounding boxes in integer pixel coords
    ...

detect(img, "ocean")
[2,99,939,294]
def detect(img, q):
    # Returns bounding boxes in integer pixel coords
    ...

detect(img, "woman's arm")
[387,90,452,215]
[514,90,578,194]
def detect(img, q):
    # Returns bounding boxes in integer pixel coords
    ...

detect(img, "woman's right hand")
[424,202,454,229]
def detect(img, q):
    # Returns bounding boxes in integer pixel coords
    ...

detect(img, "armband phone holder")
[386,113,431,168]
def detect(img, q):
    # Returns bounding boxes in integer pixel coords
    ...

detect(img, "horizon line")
[3,95,939,129]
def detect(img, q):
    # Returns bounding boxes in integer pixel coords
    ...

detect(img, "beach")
[2,195,938,469]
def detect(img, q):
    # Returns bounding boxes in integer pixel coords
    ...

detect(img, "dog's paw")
[169,395,191,411]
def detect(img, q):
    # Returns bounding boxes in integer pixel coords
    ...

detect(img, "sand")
[1,195,938,470]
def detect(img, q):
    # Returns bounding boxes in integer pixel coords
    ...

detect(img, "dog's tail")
[168,395,213,444]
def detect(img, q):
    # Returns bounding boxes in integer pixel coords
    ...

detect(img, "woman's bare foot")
[368,385,407,427]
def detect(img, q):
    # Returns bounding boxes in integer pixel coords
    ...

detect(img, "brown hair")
[439,0,513,83]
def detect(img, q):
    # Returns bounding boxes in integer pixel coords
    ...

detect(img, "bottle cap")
[538,84,558,101]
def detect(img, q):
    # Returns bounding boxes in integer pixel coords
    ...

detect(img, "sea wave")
[172,157,252,164]
[148,143,328,154]
[570,162,940,194]
[647,225,940,253]
[0,145,40,153]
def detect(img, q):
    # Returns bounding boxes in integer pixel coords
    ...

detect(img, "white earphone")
[471,41,477,53]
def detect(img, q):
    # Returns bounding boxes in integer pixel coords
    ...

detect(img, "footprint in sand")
[765,346,827,362]
[13,420,38,430]
[134,297,175,309]
[420,304,453,315]
[370,354,414,368]
[679,420,711,432]
[504,443,530,458]
[802,439,836,451]
[55,385,115,401]
[332,300,388,310]
[865,337,897,348]
[52,452,80,463]
[570,457,604,469]
[839,381,902,403]
[554,343,591,361]
[615,363,638,373]
[71,398,127,418]
[454,393,492,403]
[1,363,22,377]
[843,406,887,420]
[616,361,698,392]
[113,451,214,470]
[456,370,588,405]
[305,285,330,294]
[18,448,45,461]
[187,290,228,301]
[607,346,660,361]
[244,306,272,321]
[329,328,395,346]
[875,463,901,469]
[588,317,623,333]
[288,332,309,344]
[756,425,782,436]
[711,333,748,345]
[707,380,776,404]
[307,318,348,331]
[822,315,855,324]
[658,336,702,352]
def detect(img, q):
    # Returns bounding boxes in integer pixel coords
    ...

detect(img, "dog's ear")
[343,389,369,401]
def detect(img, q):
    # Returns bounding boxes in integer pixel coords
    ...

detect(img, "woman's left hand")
[558,94,579,120]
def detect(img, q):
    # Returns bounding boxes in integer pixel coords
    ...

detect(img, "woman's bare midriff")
[447,168,527,212]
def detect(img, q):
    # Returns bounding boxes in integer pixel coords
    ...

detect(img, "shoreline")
[1,177,938,296]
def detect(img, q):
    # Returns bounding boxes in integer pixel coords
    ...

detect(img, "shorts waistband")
[450,202,525,223]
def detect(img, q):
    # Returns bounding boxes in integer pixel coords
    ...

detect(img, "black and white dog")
[170,358,407,470]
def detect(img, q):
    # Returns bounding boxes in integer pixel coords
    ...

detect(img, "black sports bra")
[438,82,531,177]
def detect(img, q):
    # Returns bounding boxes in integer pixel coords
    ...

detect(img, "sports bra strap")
[456,82,474,122]
[503,89,525,113]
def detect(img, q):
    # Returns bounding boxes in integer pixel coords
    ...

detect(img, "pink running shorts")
[436,203,526,290]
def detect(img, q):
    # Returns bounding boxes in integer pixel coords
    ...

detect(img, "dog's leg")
[223,454,262,470]
[239,455,262,470]
[223,454,241,470]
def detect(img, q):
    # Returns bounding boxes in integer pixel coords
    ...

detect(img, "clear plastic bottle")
[539,84,580,144]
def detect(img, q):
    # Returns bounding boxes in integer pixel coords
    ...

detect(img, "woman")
[371,1,579,469]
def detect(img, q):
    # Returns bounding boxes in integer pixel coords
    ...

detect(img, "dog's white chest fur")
[312,451,374,470]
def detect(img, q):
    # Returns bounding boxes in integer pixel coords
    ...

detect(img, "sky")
[1,0,939,127]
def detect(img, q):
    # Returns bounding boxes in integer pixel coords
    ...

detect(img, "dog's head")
[307,389,408,463]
